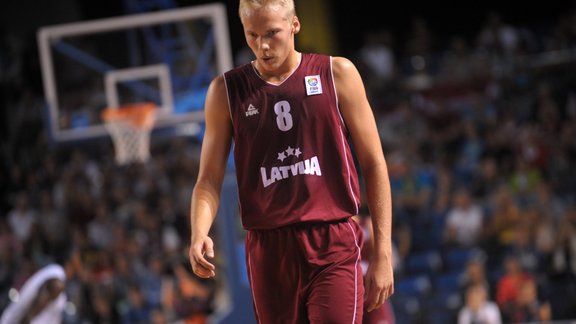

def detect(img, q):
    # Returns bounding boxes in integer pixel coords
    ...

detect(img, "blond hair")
[238,0,296,21]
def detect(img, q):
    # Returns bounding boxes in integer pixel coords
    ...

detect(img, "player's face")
[241,5,298,75]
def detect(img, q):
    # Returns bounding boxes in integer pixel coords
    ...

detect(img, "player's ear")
[292,16,300,34]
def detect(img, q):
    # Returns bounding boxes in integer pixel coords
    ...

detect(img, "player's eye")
[265,30,279,38]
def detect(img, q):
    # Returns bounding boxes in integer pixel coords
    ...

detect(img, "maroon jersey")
[224,53,360,229]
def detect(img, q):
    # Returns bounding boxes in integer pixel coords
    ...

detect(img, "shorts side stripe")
[247,251,262,324]
[346,220,362,324]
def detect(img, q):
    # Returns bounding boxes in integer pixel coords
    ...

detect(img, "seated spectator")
[500,278,551,323]
[388,151,434,219]
[6,191,37,244]
[505,220,539,273]
[495,255,533,309]
[545,205,576,319]
[444,188,485,248]
[461,257,492,299]
[469,157,502,201]
[457,283,502,324]
[552,205,576,277]
[484,185,522,256]
[122,283,154,324]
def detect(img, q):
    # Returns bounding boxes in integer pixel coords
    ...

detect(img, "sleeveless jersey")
[224,53,360,229]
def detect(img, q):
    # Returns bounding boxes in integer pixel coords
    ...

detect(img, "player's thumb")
[205,240,215,258]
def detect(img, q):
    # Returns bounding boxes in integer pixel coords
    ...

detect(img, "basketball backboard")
[37,3,233,142]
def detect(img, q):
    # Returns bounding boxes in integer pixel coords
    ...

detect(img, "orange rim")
[101,102,156,129]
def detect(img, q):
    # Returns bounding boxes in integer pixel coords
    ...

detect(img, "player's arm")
[332,56,394,311]
[189,75,233,279]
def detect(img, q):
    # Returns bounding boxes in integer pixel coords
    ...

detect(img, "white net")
[102,103,156,165]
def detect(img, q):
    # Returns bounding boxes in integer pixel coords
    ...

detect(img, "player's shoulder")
[331,56,358,75]
[203,76,225,106]
[330,56,361,85]
[210,74,226,89]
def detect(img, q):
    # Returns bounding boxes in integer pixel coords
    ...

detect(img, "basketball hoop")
[101,102,156,165]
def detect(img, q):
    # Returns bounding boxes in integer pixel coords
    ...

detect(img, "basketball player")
[188,0,394,322]
[0,263,67,324]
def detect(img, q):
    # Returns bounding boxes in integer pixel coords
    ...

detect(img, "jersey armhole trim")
[222,73,234,124]
[329,56,349,134]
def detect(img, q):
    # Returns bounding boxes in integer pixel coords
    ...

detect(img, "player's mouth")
[260,56,274,64]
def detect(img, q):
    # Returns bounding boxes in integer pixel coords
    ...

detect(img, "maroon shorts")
[245,217,365,324]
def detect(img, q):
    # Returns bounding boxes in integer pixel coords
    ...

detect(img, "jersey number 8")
[274,100,293,131]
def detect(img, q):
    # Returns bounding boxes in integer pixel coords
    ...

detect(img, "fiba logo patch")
[305,75,322,96]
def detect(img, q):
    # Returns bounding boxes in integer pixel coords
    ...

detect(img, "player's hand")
[189,235,216,278]
[364,254,394,312]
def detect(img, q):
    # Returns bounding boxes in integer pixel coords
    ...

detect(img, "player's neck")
[254,51,301,84]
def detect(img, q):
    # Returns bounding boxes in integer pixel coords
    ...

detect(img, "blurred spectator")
[551,120,576,199]
[356,29,396,108]
[547,205,576,319]
[552,206,576,275]
[476,11,519,58]
[501,278,551,323]
[157,194,185,256]
[87,202,115,250]
[454,121,484,184]
[388,222,411,277]
[377,100,429,153]
[437,36,488,84]
[470,157,503,201]
[443,188,485,248]
[508,155,542,204]
[421,98,464,163]
[358,29,396,83]
[484,185,522,253]
[388,151,434,220]
[432,164,453,215]
[90,283,121,323]
[122,283,154,324]
[533,211,556,273]
[505,220,539,273]
[7,191,37,244]
[461,256,492,298]
[457,283,502,324]
[531,181,566,224]
[533,80,561,134]
[495,255,533,309]
[139,254,166,309]
[36,190,68,257]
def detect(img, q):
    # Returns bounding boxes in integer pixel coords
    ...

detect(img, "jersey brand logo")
[245,104,259,117]
[305,75,323,96]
